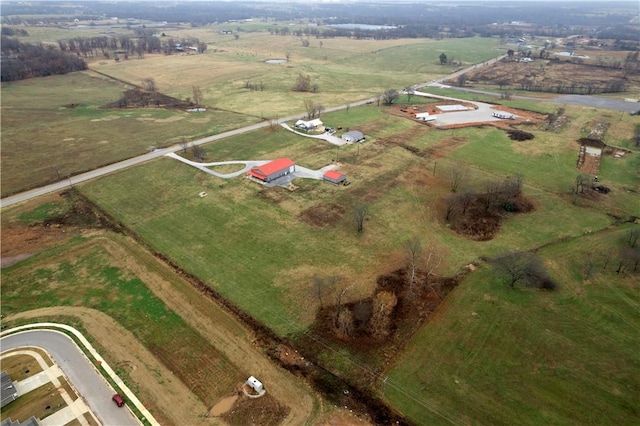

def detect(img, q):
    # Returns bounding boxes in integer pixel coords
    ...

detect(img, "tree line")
[1,37,88,82]
[57,32,207,59]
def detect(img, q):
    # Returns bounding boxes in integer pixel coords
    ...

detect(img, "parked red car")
[112,394,125,407]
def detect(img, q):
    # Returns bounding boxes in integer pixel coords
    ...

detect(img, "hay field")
[89,33,500,116]
[0,72,258,197]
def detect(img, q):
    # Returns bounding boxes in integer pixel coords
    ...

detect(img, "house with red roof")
[247,158,296,183]
[323,170,346,185]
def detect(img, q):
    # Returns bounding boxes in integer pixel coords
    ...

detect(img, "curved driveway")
[2,52,637,208]
[1,330,139,426]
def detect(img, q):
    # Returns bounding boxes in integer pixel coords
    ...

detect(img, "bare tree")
[353,204,369,233]
[334,282,355,331]
[314,275,340,307]
[405,237,422,296]
[335,309,354,339]
[502,174,524,198]
[422,243,443,286]
[370,291,397,339]
[627,227,640,248]
[293,73,312,92]
[141,77,156,91]
[459,190,476,215]
[484,180,500,211]
[575,174,591,194]
[192,85,203,106]
[303,99,324,119]
[448,166,467,192]
[381,89,399,106]
[492,252,553,289]
[191,144,205,162]
[444,193,459,221]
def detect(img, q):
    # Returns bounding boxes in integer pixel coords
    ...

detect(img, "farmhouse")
[323,170,346,184]
[341,130,365,143]
[295,119,324,131]
[247,158,296,183]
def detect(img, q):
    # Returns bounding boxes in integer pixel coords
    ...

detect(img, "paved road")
[2,53,636,208]
[1,330,139,426]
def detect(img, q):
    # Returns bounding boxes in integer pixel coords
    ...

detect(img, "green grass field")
[0,231,246,406]
[3,28,639,426]
[79,100,636,335]
[0,72,258,197]
[1,31,502,196]
[385,225,640,425]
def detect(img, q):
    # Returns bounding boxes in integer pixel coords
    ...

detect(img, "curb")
[1,323,160,426]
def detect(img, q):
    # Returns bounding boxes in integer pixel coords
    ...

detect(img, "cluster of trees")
[303,99,325,120]
[444,172,527,220]
[1,27,28,37]
[292,73,317,93]
[584,228,640,279]
[314,236,444,341]
[56,32,206,59]
[1,37,88,82]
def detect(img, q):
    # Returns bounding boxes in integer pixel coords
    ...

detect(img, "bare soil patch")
[220,389,290,426]
[460,59,640,95]
[298,203,346,227]
[443,191,535,241]
[388,104,546,131]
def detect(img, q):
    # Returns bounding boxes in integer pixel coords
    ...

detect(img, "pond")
[265,59,287,64]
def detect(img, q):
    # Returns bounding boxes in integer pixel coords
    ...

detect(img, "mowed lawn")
[79,103,624,336]
[385,225,640,425]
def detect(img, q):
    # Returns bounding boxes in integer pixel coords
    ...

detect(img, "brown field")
[460,58,640,96]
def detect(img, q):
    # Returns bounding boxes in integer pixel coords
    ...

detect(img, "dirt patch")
[442,185,535,241]
[221,390,290,426]
[209,394,239,417]
[388,103,546,131]
[298,203,346,227]
[459,58,640,95]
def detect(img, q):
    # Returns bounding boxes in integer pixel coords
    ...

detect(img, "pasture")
[1,29,501,196]
[385,225,640,425]
[3,25,639,425]
[79,99,634,336]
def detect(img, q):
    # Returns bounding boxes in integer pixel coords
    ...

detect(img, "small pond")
[265,59,287,64]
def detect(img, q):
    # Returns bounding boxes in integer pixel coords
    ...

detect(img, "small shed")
[341,130,365,143]
[246,376,263,393]
[323,170,346,185]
